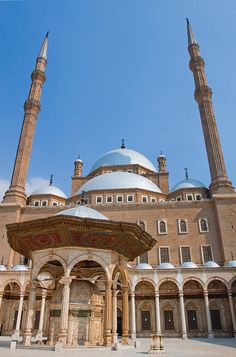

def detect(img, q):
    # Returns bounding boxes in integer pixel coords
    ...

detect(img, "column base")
[148,334,166,354]
[103,332,113,346]
[23,330,32,346]
[121,336,129,345]
[112,332,118,343]
[58,331,67,344]
[131,331,136,340]
[182,331,187,340]
[208,331,214,338]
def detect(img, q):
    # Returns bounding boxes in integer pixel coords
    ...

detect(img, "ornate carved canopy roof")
[7,215,156,261]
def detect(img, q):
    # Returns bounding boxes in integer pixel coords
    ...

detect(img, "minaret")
[3,33,49,205]
[73,156,83,177]
[157,152,169,193]
[187,19,234,193]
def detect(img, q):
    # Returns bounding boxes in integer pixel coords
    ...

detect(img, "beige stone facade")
[0,21,236,348]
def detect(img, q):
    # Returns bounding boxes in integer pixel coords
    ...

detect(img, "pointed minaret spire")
[38,31,49,60]
[187,20,234,193]
[2,34,48,205]
[186,18,198,46]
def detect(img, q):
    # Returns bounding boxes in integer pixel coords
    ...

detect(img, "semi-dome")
[171,178,206,192]
[13,264,28,271]
[56,206,108,220]
[30,185,67,199]
[204,261,219,268]
[90,148,157,173]
[77,172,161,194]
[158,262,175,269]
[181,261,198,269]
[225,260,236,267]
[135,263,153,270]
[0,265,7,271]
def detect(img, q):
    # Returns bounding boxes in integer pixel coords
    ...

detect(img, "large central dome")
[89,148,157,174]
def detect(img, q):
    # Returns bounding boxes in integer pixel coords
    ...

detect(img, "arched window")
[178,219,188,233]
[158,220,167,234]
[199,218,208,232]
[138,221,146,231]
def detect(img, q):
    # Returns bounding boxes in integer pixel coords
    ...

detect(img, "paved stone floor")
[0,337,235,357]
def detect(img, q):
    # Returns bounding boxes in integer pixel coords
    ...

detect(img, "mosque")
[0,20,235,348]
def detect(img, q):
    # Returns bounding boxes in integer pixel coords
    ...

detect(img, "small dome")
[30,185,67,199]
[171,178,206,192]
[0,265,7,271]
[90,148,157,173]
[56,206,108,220]
[204,261,219,268]
[77,172,161,195]
[135,263,153,270]
[181,261,198,269]
[225,260,236,267]
[13,264,28,271]
[158,262,175,269]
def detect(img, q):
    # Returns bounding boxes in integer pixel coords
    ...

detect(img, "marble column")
[58,276,72,344]
[130,291,136,339]
[112,290,118,343]
[227,289,236,337]
[155,291,161,334]
[36,290,47,340]
[122,285,129,345]
[103,280,112,345]
[0,292,3,333]
[23,285,37,346]
[203,290,213,338]
[14,291,24,337]
[179,291,187,340]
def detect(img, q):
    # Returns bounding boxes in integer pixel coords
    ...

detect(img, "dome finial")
[184,167,189,180]
[121,139,125,149]
[49,174,53,186]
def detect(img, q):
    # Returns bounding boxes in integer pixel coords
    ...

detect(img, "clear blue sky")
[0,0,236,196]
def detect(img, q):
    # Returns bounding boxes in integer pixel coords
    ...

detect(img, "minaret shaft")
[187,23,234,193]
[3,37,48,205]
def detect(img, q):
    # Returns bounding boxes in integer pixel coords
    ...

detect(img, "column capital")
[154,291,160,297]
[122,285,129,294]
[59,276,73,286]
[19,291,25,298]
[227,289,232,296]
[41,289,47,298]
[179,290,184,297]
[203,290,209,297]
[130,291,135,298]
[105,280,113,290]
[0,291,3,298]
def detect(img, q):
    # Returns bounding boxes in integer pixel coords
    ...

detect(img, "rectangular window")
[186,194,193,201]
[106,196,113,203]
[41,201,48,207]
[164,310,174,330]
[176,196,182,201]
[195,194,202,200]
[96,196,103,204]
[159,247,170,264]
[201,245,213,263]
[127,195,134,203]
[187,310,198,330]
[140,252,148,264]
[151,197,156,203]
[116,195,123,203]
[127,169,133,173]
[138,221,146,230]
[141,311,151,330]
[210,310,222,330]
[180,246,191,263]
[34,201,40,207]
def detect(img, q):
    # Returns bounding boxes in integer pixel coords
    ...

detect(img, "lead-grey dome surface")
[13,264,28,271]
[135,263,153,270]
[171,178,206,192]
[225,260,236,267]
[204,261,219,268]
[158,262,175,269]
[90,148,157,173]
[30,185,67,199]
[56,206,108,220]
[77,172,161,194]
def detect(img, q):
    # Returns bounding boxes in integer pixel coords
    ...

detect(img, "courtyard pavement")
[0,337,235,357]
